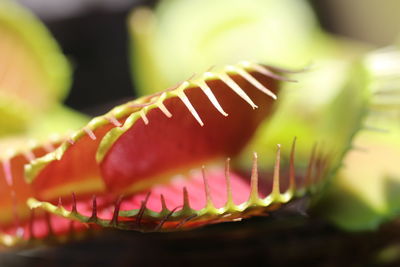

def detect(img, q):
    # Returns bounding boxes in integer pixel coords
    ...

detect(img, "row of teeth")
[0,62,297,241]
[0,140,60,245]
[68,61,292,141]
[24,61,295,181]
[28,139,329,232]
[0,137,60,186]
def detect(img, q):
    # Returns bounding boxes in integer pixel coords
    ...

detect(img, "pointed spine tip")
[106,115,122,127]
[224,158,235,209]
[182,187,191,211]
[160,194,168,212]
[84,127,97,140]
[272,144,281,199]
[305,144,317,187]
[111,195,124,226]
[178,92,204,126]
[71,192,77,214]
[57,197,62,208]
[140,110,149,125]
[137,192,151,228]
[289,137,297,193]
[197,80,228,117]
[2,159,13,187]
[218,73,258,109]
[201,166,215,209]
[248,152,260,203]
[158,102,173,118]
[236,67,277,100]
[89,195,98,222]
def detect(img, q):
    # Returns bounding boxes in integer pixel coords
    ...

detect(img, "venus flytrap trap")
[0,136,89,248]
[0,1,89,248]
[0,61,331,248]
[0,1,398,258]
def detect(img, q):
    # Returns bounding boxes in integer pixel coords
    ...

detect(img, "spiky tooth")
[88,195,98,222]
[195,80,228,116]
[305,144,317,187]
[158,102,173,118]
[71,192,77,214]
[106,115,122,127]
[248,152,260,204]
[177,91,204,126]
[252,63,297,82]
[84,127,97,140]
[137,192,151,227]
[201,166,215,210]
[271,145,281,199]
[314,156,326,185]
[2,159,13,186]
[288,138,297,193]
[228,65,277,100]
[139,110,149,125]
[160,194,168,212]
[217,73,258,109]
[57,197,62,208]
[110,195,123,226]
[224,158,235,210]
[320,155,330,183]
[182,187,191,211]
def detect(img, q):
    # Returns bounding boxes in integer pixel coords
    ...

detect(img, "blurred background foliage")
[15,0,400,110]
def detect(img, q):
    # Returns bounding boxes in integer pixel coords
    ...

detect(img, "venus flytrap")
[0,62,331,248]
